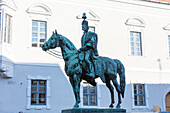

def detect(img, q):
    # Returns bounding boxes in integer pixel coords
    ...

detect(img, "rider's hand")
[78,49,81,53]
[80,46,86,51]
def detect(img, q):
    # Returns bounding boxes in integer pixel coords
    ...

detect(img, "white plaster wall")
[8,0,170,84]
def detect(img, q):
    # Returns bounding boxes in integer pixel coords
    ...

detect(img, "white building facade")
[0,0,170,112]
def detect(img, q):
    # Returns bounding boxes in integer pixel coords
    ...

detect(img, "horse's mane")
[59,35,77,51]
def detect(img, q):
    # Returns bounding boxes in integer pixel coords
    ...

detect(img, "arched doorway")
[166,92,170,112]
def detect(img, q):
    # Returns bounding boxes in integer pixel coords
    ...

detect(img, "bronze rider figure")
[79,13,99,79]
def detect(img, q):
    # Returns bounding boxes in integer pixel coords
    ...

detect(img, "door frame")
[163,89,170,112]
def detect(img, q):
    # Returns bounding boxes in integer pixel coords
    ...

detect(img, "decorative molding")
[16,62,60,67]
[163,23,170,31]
[141,0,170,5]
[125,17,146,27]
[0,0,17,11]
[27,5,51,48]
[126,67,170,73]
[79,85,83,107]
[76,10,100,22]
[26,3,52,16]
[97,84,101,107]
[0,56,14,78]
[27,75,51,80]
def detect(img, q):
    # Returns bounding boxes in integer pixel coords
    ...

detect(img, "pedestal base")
[62,108,126,113]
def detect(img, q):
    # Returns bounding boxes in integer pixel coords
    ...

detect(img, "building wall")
[0,0,170,113]
[10,0,170,83]
[99,84,170,112]
[0,63,75,113]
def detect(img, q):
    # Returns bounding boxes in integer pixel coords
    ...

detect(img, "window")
[4,14,12,44]
[32,21,46,47]
[27,4,51,48]
[27,75,51,109]
[31,80,46,105]
[83,85,97,106]
[130,32,142,56]
[89,26,95,33]
[0,13,1,38]
[168,36,170,57]
[134,84,146,106]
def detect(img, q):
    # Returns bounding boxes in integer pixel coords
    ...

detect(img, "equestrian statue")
[41,13,125,108]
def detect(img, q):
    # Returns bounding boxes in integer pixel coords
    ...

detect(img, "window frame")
[27,75,51,110]
[83,84,98,106]
[133,84,146,106]
[127,26,145,56]
[4,13,12,44]
[0,11,2,41]
[0,9,13,44]
[28,14,50,48]
[89,26,95,33]
[131,83,149,109]
[163,29,170,59]
[168,35,170,58]
[130,31,143,56]
[126,17,146,57]
[31,80,47,105]
[31,20,47,48]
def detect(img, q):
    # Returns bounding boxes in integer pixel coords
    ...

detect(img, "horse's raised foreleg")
[112,79,122,108]
[105,77,115,108]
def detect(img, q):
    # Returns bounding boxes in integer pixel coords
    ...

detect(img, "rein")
[45,50,63,59]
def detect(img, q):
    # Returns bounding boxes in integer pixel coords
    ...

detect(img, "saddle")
[79,52,106,83]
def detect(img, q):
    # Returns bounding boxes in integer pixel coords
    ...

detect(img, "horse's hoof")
[109,104,114,108]
[78,100,81,103]
[116,104,121,109]
[73,104,79,108]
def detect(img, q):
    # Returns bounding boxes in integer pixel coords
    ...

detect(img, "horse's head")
[42,30,61,51]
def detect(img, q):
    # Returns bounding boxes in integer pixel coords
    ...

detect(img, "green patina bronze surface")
[79,13,98,79]
[42,13,126,109]
[62,108,126,113]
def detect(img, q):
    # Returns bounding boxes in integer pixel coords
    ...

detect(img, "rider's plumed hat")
[82,13,88,26]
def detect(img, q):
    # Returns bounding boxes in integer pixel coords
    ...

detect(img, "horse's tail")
[114,59,125,98]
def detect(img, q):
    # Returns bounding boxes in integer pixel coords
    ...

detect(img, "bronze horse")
[42,30,125,108]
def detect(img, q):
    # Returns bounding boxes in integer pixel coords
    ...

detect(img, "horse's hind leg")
[105,76,115,108]
[112,79,122,108]
[116,92,121,108]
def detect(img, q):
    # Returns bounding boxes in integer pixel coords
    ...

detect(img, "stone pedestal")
[62,108,126,113]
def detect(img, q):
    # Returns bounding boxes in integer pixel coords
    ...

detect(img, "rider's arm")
[86,34,96,49]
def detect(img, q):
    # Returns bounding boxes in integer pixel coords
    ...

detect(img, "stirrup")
[93,55,98,60]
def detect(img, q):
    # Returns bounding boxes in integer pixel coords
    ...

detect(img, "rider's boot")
[86,63,95,79]
[87,63,97,86]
